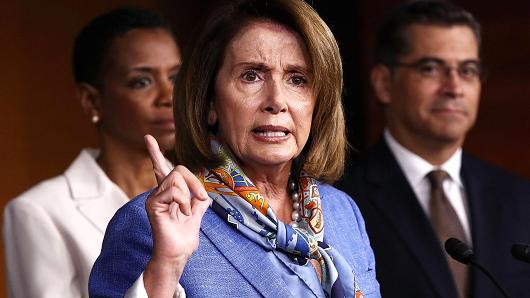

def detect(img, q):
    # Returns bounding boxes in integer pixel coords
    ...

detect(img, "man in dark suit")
[338,1,530,297]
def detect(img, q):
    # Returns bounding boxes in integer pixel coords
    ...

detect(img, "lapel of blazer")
[365,139,457,297]
[65,149,128,234]
[460,154,502,296]
[200,209,293,298]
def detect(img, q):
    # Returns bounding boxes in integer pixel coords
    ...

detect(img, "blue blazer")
[338,139,530,298]
[89,183,381,297]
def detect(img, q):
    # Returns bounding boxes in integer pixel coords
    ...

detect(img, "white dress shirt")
[384,130,472,243]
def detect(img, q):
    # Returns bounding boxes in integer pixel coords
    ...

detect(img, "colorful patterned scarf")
[199,140,363,297]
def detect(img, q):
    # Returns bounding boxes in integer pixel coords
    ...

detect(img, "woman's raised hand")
[143,135,210,297]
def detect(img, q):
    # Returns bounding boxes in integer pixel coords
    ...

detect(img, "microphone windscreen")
[511,244,530,263]
[444,238,474,264]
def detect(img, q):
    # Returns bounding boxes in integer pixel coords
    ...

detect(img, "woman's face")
[98,28,181,152]
[211,20,315,171]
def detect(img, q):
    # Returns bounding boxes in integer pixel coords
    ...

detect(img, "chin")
[429,121,471,140]
[432,130,467,144]
[156,135,176,152]
[248,150,296,167]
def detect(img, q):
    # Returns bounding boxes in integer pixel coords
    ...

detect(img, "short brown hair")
[173,0,346,183]
[375,0,481,66]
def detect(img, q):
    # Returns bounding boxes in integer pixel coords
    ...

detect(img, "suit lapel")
[75,193,127,233]
[461,155,502,297]
[200,209,293,298]
[366,140,457,297]
[65,149,128,233]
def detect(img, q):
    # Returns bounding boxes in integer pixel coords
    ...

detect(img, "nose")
[155,78,173,108]
[262,79,288,114]
[440,69,464,99]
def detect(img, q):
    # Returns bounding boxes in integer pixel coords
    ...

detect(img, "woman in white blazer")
[3,8,181,298]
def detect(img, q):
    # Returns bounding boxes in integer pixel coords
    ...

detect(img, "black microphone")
[444,238,474,264]
[444,238,511,298]
[511,243,530,263]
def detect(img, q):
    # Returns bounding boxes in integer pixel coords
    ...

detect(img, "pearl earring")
[91,115,100,124]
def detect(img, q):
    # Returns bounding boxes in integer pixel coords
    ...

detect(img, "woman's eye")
[289,75,307,86]
[128,77,152,89]
[169,74,178,85]
[242,70,259,82]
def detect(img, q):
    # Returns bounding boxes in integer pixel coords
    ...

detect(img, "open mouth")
[253,130,289,137]
[251,125,291,139]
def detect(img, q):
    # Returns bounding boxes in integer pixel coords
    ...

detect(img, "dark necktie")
[427,170,470,298]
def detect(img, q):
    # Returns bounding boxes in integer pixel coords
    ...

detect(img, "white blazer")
[3,149,129,298]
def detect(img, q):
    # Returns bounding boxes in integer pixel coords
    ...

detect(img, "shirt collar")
[384,129,463,188]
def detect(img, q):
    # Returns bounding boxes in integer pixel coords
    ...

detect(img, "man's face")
[379,24,481,149]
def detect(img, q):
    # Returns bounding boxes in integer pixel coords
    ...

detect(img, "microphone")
[444,238,511,298]
[511,243,530,263]
[444,238,474,264]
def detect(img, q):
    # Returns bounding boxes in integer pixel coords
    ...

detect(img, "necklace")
[288,176,302,227]
[288,175,323,281]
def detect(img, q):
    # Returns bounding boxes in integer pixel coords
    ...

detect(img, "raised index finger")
[173,165,209,201]
[144,134,171,185]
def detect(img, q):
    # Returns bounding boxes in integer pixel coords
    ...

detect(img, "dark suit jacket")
[338,139,530,298]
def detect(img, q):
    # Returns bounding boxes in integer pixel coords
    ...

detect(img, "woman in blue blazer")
[89,1,380,297]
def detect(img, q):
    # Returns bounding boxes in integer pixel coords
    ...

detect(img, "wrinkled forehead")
[223,19,310,66]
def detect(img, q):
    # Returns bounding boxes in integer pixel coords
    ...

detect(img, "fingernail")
[200,190,209,200]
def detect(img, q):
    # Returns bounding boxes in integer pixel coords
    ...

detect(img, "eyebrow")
[232,61,310,73]
[129,64,181,73]
[416,56,481,65]
[233,62,271,71]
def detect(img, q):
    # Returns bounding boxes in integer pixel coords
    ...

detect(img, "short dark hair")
[72,7,172,85]
[375,0,481,65]
[173,0,346,183]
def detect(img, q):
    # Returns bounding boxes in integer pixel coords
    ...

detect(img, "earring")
[91,115,100,124]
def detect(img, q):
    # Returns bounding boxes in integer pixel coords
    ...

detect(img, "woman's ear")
[371,64,393,105]
[77,83,101,124]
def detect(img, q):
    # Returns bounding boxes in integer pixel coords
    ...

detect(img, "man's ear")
[371,65,393,104]
[77,83,101,123]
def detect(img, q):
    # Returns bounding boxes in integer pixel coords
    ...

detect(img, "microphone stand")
[445,238,511,298]
[468,260,511,298]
